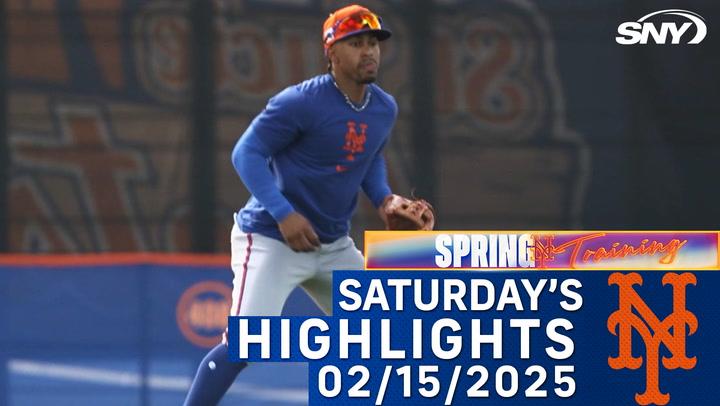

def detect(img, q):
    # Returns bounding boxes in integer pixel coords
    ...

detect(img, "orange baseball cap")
[322,4,391,51]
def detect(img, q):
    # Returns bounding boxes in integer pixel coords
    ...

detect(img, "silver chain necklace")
[331,77,372,112]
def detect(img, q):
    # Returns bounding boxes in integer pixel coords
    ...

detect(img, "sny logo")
[607,272,697,405]
[616,9,706,45]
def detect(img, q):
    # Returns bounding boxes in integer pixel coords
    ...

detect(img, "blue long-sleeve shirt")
[232,74,397,243]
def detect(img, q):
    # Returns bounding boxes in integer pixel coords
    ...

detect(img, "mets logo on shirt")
[337,121,367,172]
[176,281,232,348]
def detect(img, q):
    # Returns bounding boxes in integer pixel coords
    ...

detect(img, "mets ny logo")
[608,272,697,405]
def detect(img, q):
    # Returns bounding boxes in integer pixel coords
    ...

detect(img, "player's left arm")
[361,150,393,223]
[363,95,398,224]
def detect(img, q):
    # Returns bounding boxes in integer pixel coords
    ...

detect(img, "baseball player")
[183,5,403,405]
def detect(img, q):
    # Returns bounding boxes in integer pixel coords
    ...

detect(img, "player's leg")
[182,343,245,406]
[301,236,364,315]
[229,232,316,317]
[184,225,315,406]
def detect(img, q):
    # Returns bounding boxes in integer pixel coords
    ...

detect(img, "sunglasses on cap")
[324,10,390,48]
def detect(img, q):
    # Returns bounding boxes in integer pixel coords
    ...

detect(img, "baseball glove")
[382,194,435,230]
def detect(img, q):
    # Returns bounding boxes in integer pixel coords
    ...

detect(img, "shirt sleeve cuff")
[268,202,295,223]
[371,186,393,208]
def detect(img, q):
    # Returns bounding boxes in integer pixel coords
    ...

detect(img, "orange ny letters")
[343,121,367,161]
[607,272,697,405]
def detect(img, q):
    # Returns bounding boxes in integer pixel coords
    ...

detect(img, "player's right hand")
[278,212,321,252]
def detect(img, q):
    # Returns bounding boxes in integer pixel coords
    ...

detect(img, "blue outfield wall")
[0,256,321,406]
